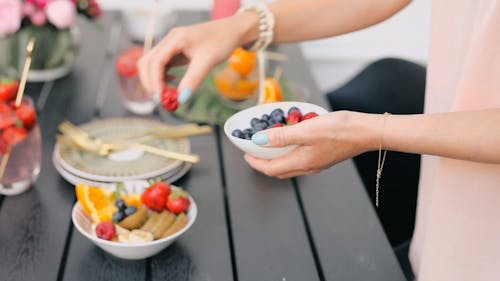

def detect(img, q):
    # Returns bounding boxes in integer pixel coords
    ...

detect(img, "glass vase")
[0,25,80,82]
[0,97,42,196]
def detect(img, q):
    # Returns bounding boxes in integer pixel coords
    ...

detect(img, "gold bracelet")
[376,112,390,207]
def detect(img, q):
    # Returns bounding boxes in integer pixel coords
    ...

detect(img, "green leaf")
[113,182,126,200]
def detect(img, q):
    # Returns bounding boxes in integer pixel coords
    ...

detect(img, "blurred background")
[99,0,431,93]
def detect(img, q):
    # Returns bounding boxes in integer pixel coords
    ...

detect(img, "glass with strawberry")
[116,47,155,115]
[0,78,41,195]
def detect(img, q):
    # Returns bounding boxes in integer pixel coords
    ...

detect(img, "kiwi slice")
[161,212,188,238]
[118,206,149,230]
[141,211,160,232]
[150,210,176,239]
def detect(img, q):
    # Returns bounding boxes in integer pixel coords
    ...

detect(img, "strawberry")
[166,189,190,214]
[0,138,7,154]
[116,47,143,77]
[301,112,319,121]
[141,182,172,212]
[0,78,19,102]
[272,123,284,128]
[0,101,13,114]
[2,126,28,147]
[0,113,17,130]
[15,102,37,129]
[95,221,116,241]
[161,86,179,112]
[286,110,302,125]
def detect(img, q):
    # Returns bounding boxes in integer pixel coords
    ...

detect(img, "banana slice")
[118,229,154,243]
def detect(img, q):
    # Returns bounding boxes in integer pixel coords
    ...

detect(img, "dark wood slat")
[0,15,119,281]
[279,44,406,280]
[61,14,147,281]
[220,132,320,281]
[149,127,233,281]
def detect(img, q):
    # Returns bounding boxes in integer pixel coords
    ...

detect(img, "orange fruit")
[229,48,256,76]
[121,193,142,209]
[214,66,258,100]
[75,183,117,223]
[263,78,283,103]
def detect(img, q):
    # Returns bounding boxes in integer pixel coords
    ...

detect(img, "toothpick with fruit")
[0,38,36,181]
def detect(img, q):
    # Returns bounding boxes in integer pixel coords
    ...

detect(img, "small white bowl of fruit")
[72,182,197,260]
[224,101,328,159]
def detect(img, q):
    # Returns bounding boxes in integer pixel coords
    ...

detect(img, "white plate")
[55,118,190,182]
[53,151,192,191]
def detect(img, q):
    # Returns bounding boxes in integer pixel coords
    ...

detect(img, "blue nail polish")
[178,88,193,104]
[252,133,268,145]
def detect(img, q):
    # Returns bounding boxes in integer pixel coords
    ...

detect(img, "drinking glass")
[116,47,155,115]
[0,97,42,195]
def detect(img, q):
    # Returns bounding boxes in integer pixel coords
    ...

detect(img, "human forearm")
[350,109,500,164]
[235,0,411,46]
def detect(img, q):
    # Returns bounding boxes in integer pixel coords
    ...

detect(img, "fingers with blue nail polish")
[178,88,193,104]
[252,133,269,145]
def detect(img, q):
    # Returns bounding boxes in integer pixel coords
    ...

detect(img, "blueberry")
[250,117,260,127]
[253,121,268,132]
[287,106,301,115]
[270,108,284,117]
[232,129,245,139]
[269,115,284,125]
[124,206,137,216]
[261,114,270,122]
[113,211,126,222]
[243,128,253,140]
[115,199,127,211]
[270,108,285,124]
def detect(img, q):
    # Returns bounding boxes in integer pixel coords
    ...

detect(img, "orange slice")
[75,183,117,223]
[229,48,256,76]
[263,78,283,103]
[121,193,142,209]
[214,66,258,100]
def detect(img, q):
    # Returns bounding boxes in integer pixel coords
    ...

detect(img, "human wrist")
[341,111,386,152]
[230,11,260,48]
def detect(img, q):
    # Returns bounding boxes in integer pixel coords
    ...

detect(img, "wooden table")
[0,11,406,281]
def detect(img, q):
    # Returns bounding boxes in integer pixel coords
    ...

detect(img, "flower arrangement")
[0,0,102,80]
[0,0,101,37]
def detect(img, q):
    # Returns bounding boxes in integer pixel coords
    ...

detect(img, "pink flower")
[30,9,47,26]
[0,0,22,37]
[87,0,102,18]
[32,0,49,8]
[45,0,76,29]
[23,1,36,16]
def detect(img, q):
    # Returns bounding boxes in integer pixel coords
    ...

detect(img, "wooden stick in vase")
[0,38,36,182]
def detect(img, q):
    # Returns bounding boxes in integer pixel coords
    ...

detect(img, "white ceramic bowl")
[224,101,329,159]
[72,187,197,260]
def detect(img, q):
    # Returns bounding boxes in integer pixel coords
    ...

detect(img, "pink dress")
[409,1,500,280]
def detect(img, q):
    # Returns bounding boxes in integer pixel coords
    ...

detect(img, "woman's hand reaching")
[137,14,259,103]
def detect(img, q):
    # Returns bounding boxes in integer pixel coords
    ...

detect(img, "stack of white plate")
[52,118,192,190]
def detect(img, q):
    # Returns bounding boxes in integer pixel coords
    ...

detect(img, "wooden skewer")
[0,38,36,183]
[257,50,266,105]
[264,51,287,61]
[137,0,159,98]
[15,38,36,107]
[0,148,11,181]
[143,0,159,53]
